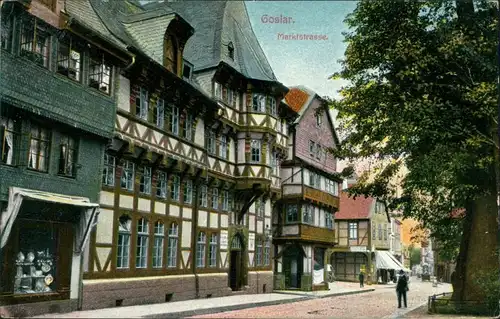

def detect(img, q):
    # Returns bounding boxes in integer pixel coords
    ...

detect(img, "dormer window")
[228,42,234,60]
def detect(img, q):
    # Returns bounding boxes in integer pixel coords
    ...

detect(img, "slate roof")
[336,191,374,220]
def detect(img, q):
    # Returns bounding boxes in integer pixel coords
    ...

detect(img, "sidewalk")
[32,282,374,318]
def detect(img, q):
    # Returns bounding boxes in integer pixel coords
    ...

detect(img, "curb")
[386,300,428,318]
[142,289,376,318]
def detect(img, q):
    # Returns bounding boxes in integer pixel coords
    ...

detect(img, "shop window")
[136,218,149,269]
[196,232,206,268]
[222,190,229,211]
[286,204,298,223]
[302,205,313,224]
[154,98,165,129]
[167,223,178,268]
[183,179,193,204]
[1,14,13,51]
[20,17,50,67]
[120,160,135,191]
[349,222,358,240]
[209,233,218,267]
[117,215,132,269]
[14,224,58,295]
[57,37,82,82]
[255,239,262,266]
[252,93,266,113]
[28,124,50,172]
[270,97,277,116]
[264,240,271,266]
[170,106,179,135]
[211,188,219,210]
[250,139,261,163]
[89,52,112,94]
[171,175,180,201]
[102,154,115,186]
[135,88,149,121]
[0,117,20,166]
[58,134,77,177]
[199,185,208,207]
[156,171,167,198]
[220,135,228,159]
[207,131,216,155]
[139,167,152,195]
[153,221,164,268]
[183,113,193,141]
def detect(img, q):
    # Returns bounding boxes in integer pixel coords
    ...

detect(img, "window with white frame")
[255,240,262,266]
[136,218,149,269]
[316,145,322,160]
[214,82,223,99]
[102,154,115,186]
[196,232,206,267]
[207,131,216,155]
[183,113,193,141]
[153,221,164,268]
[209,233,218,267]
[156,171,167,198]
[222,190,229,211]
[200,185,208,207]
[139,167,152,194]
[250,139,261,163]
[349,222,358,240]
[325,212,333,229]
[220,135,227,159]
[212,188,219,210]
[286,204,298,223]
[271,151,279,175]
[121,160,135,191]
[167,223,178,268]
[155,98,165,128]
[270,97,277,116]
[117,215,131,269]
[171,105,179,135]
[302,204,314,224]
[309,171,316,187]
[252,93,266,112]
[264,240,271,266]
[171,175,180,201]
[136,88,149,120]
[183,179,193,204]
[227,88,235,106]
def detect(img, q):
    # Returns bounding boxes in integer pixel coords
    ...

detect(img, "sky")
[245,1,358,99]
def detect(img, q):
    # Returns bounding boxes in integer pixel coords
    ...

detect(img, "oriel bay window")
[302,204,314,224]
[286,204,298,223]
[28,124,50,172]
[58,134,77,177]
[20,16,50,67]
[171,175,180,201]
[183,179,193,204]
[252,93,266,113]
[140,167,152,194]
[57,36,82,81]
[196,232,206,267]
[167,223,178,268]
[117,215,132,269]
[250,139,261,163]
[89,51,112,94]
[153,221,164,268]
[0,116,20,166]
[156,171,167,198]
[121,160,135,191]
[136,218,149,269]
[136,88,149,121]
[209,233,218,267]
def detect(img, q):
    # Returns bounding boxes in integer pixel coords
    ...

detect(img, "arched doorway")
[282,244,305,289]
[229,234,244,291]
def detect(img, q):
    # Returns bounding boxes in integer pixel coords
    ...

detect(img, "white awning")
[386,251,411,272]
[0,187,99,254]
[375,250,404,270]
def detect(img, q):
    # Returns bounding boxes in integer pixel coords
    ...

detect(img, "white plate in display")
[41,263,51,273]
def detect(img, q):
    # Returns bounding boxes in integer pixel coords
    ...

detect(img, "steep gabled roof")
[336,191,374,220]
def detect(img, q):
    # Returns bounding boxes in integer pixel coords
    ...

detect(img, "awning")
[386,251,411,272]
[375,250,404,270]
[0,187,99,254]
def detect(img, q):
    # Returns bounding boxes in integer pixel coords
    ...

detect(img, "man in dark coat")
[396,269,408,308]
[358,271,365,288]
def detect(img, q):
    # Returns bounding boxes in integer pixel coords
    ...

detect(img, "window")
[183,113,193,141]
[214,82,223,99]
[309,172,316,187]
[250,139,261,163]
[384,224,388,240]
[200,185,208,207]
[212,188,219,210]
[183,63,192,80]
[154,98,165,129]
[220,135,227,159]
[309,141,316,157]
[270,97,277,116]
[171,106,179,135]
[1,14,13,51]
[264,240,271,266]
[20,17,50,67]
[121,160,135,191]
[316,113,323,127]
[0,117,19,166]
[372,223,376,240]
[209,233,218,267]
[325,212,333,229]
[196,232,206,267]
[28,124,50,172]
[102,154,115,186]
[348,222,358,240]
[252,93,266,112]
[136,218,149,269]
[167,223,178,268]
[286,204,298,223]
[326,180,338,196]
[117,215,131,269]
[228,41,234,60]
[271,151,279,175]
[256,197,265,218]
[171,175,180,201]
[227,88,235,107]
[303,205,313,224]
[140,167,152,194]
[316,145,322,160]
[255,240,262,266]
[183,179,193,204]
[89,52,112,94]
[57,37,82,81]
[156,171,167,198]
[207,131,216,155]
[378,224,382,240]
[222,190,229,211]
[136,88,149,120]
[58,134,77,177]
[153,221,164,268]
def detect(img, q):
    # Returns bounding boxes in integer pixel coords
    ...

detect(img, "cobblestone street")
[191,280,452,318]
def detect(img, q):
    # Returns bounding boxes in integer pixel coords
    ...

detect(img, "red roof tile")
[284,88,310,113]
[336,191,374,220]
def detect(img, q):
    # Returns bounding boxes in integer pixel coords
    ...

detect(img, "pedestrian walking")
[396,269,408,308]
[358,271,365,288]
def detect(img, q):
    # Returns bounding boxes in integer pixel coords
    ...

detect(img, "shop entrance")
[283,245,304,289]
[229,234,244,291]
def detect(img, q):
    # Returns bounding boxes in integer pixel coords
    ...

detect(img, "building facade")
[0,0,131,316]
[273,87,341,291]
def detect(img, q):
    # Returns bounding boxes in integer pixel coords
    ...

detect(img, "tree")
[331,0,498,307]
[409,245,421,268]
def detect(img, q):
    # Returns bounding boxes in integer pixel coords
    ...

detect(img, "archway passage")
[282,245,305,289]
[229,234,244,291]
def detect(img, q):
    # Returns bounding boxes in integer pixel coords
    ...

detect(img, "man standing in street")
[396,269,409,308]
[358,271,365,288]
